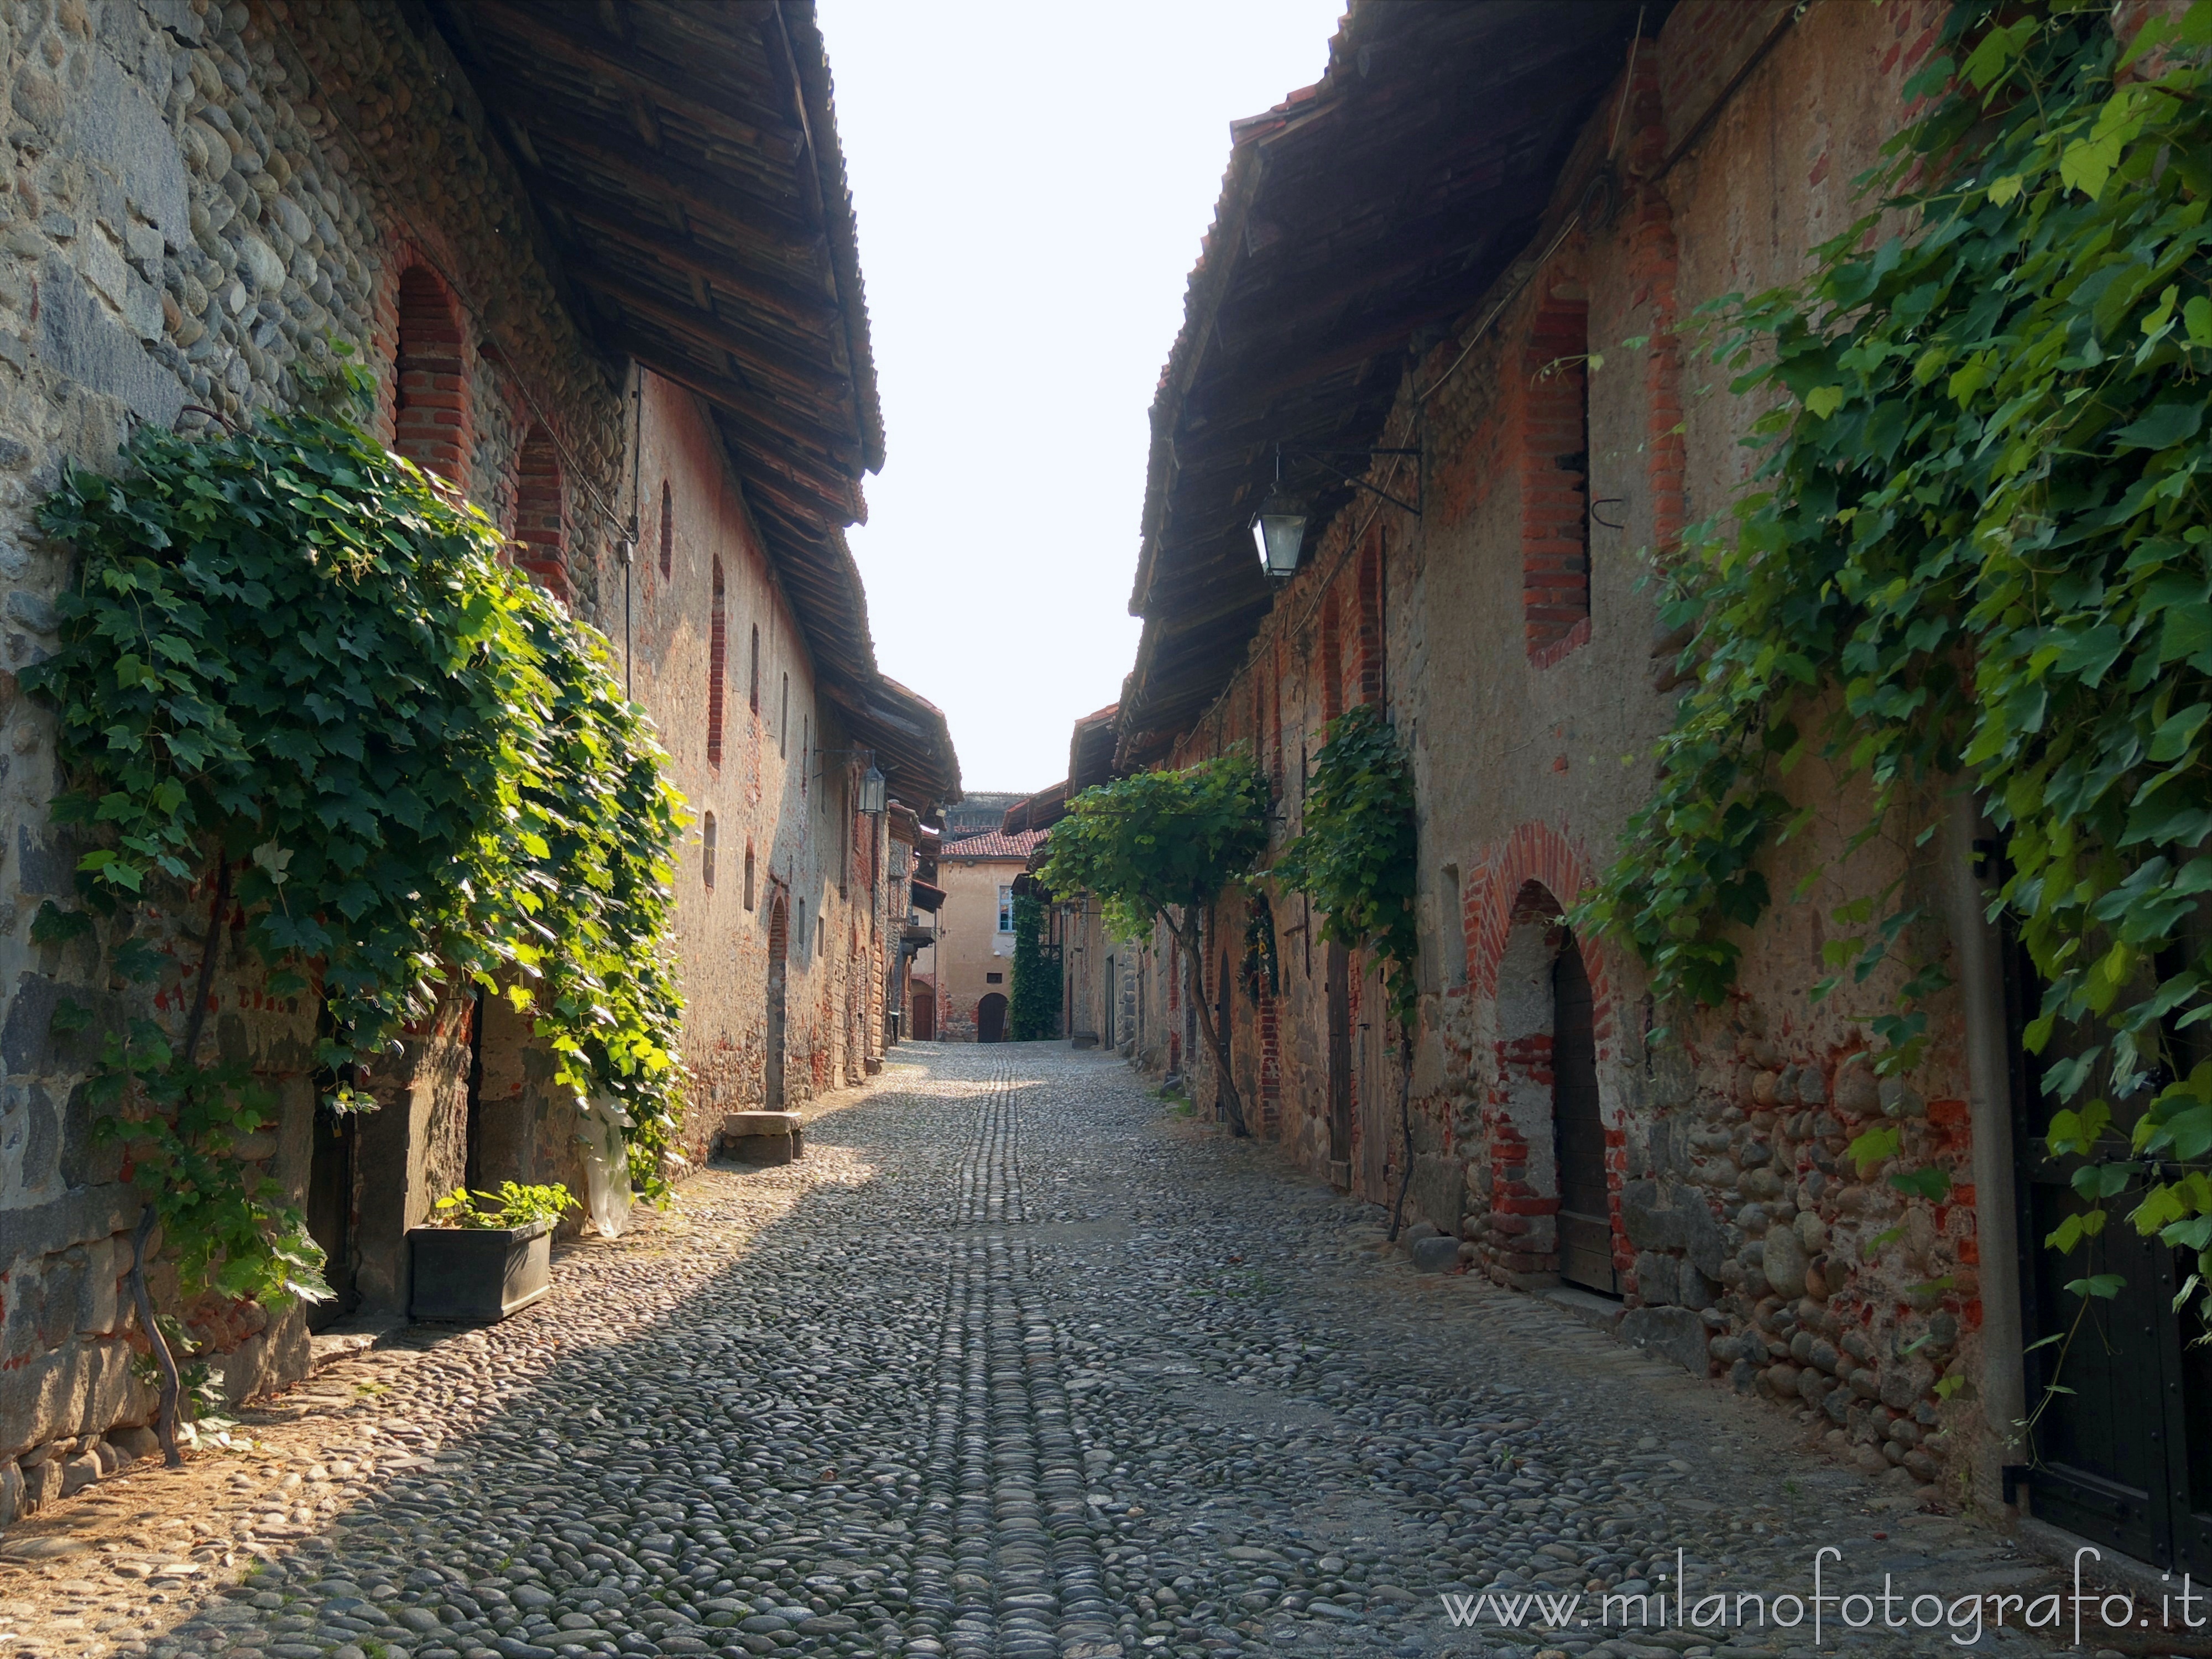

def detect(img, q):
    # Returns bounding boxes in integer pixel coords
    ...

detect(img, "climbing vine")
[1577,4,2212,1314]
[1275,701,1421,1032]
[1008,891,1060,1041]
[32,380,689,1450]
[1037,750,1269,1133]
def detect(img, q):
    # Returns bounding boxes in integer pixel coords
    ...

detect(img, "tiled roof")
[939,827,1050,860]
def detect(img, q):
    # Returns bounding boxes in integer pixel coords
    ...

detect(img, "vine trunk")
[1167,913,1249,1139]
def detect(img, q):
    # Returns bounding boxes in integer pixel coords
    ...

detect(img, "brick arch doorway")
[1551,930,1614,1293]
[1494,881,1618,1295]
[978,992,1008,1044]
[765,893,789,1108]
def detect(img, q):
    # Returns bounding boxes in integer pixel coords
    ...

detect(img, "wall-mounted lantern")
[1250,448,1310,579]
[813,747,888,814]
[1250,439,1423,581]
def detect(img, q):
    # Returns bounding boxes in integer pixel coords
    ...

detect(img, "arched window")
[512,424,565,601]
[749,623,761,715]
[394,267,467,484]
[658,479,673,578]
[701,812,717,889]
[706,558,727,768]
[743,842,756,911]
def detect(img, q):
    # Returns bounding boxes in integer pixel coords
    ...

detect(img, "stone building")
[0,0,956,1522]
[1099,0,2206,1568]
[916,827,1046,1044]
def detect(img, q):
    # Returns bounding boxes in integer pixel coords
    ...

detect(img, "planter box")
[408,1218,552,1323]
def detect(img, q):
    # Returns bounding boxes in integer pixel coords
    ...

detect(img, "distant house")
[921,828,1050,1043]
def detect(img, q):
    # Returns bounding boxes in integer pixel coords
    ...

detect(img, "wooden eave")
[1117,0,1657,758]
[430,0,953,808]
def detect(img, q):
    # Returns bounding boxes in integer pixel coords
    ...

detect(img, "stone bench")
[717,1110,804,1165]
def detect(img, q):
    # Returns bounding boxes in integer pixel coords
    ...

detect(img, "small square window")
[985,972,1004,984]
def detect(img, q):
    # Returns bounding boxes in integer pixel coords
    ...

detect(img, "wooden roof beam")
[499,111,822,257]
[571,263,851,403]
[740,467,862,539]
[462,0,801,159]
[606,330,863,466]
[1186,281,1528,424]
[561,203,840,324]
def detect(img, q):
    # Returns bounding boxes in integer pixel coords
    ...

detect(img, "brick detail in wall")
[1320,588,1343,723]
[1621,54,1687,573]
[1465,821,1618,1068]
[511,425,566,601]
[393,265,469,485]
[707,557,727,768]
[1479,874,1627,1284]
[1521,295,1591,664]
[1357,529,1384,703]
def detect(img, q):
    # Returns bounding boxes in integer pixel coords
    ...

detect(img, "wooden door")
[1326,942,1352,1188]
[1552,935,1616,1293]
[766,895,788,1107]
[304,1102,358,1332]
[1359,959,1391,1203]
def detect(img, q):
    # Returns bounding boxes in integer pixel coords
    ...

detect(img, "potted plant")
[409,1182,577,1323]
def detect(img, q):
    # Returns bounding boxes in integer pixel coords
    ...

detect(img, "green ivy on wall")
[1008,891,1061,1041]
[33,375,688,1454]
[1276,701,1421,1032]
[1577,3,2212,1318]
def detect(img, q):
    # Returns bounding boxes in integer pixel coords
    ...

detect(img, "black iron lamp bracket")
[1279,444,1423,518]
[808,745,876,785]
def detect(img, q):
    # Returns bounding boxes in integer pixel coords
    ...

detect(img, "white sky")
[822,0,1347,798]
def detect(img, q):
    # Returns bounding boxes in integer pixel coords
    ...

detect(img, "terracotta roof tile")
[939,827,1050,860]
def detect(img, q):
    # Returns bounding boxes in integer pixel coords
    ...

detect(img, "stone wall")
[1147,0,2002,1506]
[0,0,896,1526]
[624,374,888,1147]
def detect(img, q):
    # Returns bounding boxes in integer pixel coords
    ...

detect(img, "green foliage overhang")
[34,391,691,1323]
[1577,2,2212,1309]
[1276,701,1421,1031]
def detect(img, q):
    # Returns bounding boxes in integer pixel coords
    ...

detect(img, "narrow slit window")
[1523,295,1592,656]
[706,559,727,767]
[701,812,717,889]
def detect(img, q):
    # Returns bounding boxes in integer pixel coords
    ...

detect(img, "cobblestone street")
[1,1047,2079,1659]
